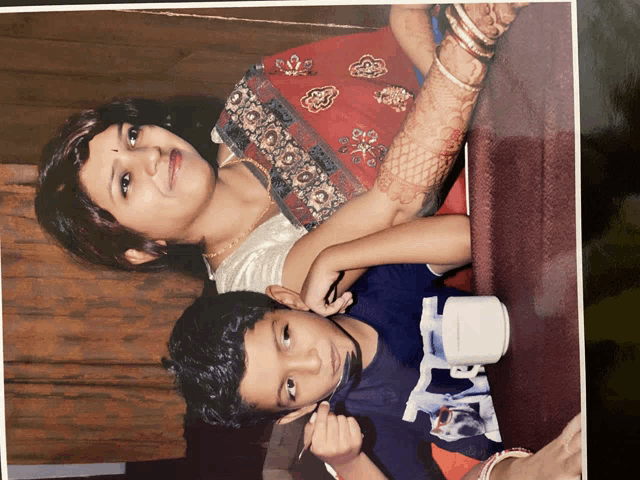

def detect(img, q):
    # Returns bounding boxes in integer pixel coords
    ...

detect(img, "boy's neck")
[333,315,379,370]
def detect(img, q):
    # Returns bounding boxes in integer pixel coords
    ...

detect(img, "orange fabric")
[432,444,482,480]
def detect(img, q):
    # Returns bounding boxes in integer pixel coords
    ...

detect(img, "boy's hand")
[300,255,353,316]
[303,401,363,469]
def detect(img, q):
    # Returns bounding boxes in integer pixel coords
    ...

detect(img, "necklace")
[202,156,274,259]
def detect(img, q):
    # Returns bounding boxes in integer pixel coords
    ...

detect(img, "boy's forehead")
[263,307,328,325]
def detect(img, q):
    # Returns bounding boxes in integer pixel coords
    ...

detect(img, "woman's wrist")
[478,448,533,480]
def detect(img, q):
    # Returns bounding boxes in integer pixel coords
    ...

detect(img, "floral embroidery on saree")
[348,54,388,78]
[273,53,316,76]
[338,128,388,168]
[373,86,415,112]
[300,86,340,113]
[213,27,421,232]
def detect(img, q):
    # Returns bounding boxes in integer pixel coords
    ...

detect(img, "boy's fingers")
[337,415,350,446]
[346,416,361,442]
[312,401,330,443]
[303,412,317,446]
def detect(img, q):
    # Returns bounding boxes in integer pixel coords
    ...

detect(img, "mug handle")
[450,365,481,379]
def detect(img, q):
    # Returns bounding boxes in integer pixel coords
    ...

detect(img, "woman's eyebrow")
[107,124,126,202]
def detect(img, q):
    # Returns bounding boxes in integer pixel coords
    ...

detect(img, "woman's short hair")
[35,96,224,278]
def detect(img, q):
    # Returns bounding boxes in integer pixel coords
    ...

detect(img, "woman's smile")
[169,149,182,190]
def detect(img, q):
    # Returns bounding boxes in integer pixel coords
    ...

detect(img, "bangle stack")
[478,448,532,480]
[445,4,496,64]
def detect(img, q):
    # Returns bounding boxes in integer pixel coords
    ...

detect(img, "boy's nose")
[289,349,321,375]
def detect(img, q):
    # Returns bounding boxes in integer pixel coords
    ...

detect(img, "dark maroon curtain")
[467,3,580,451]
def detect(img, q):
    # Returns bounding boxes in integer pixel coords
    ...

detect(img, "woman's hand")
[462,3,529,41]
[300,253,353,316]
[493,413,582,480]
[303,402,364,469]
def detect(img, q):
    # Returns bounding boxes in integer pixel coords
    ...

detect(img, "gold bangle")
[454,3,497,46]
[447,25,494,65]
[445,7,494,63]
[478,449,532,480]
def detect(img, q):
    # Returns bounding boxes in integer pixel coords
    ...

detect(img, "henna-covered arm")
[282,4,526,293]
[378,3,526,215]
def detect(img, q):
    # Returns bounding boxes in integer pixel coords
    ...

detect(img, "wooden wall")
[0,5,388,464]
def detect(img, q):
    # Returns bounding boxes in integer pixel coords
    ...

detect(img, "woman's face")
[80,123,215,242]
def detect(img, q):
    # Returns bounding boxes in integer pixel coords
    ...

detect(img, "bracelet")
[454,3,497,46]
[433,46,483,93]
[445,6,495,64]
[449,5,496,53]
[479,448,533,480]
[447,26,494,65]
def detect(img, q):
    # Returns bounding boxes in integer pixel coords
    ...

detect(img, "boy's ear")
[124,240,167,265]
[265,285,309,311]
[275,403,317,425]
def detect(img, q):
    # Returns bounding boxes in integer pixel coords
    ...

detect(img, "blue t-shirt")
[329,264,502,480]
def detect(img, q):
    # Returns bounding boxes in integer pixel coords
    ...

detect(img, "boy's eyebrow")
[272,320,287,409]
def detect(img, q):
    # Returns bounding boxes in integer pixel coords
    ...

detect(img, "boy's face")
[239,308,356,414]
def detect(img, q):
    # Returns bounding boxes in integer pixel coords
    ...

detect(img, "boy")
[164,214,582,480]
[164,215,502,479]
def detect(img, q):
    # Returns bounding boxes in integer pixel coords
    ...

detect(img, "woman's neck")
[199,159,276,267]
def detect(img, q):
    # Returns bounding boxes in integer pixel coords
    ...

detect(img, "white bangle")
[479,448,532,480]
[433,52,483,93]
[454,3,496,45]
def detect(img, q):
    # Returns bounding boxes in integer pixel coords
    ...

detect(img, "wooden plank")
[5,362,176,388]
[177,5,389,27]
[0,70,233,109]
[3,310,191,364]
[6,383,185,463]
[0,37,192,76]
[0,9,376,51]
[0,107,78,166]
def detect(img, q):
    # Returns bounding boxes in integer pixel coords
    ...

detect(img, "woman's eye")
[127,126,139,148]
[283,325,291,348]
[120,172,131,197]
[286,378,296,401]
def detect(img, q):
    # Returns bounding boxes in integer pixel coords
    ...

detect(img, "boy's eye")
[283,325,291,348]
[120,172,131,197]
[286,378,296,401]
[127,126,139,148]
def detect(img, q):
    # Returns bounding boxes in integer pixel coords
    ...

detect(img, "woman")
[35,4,525,304]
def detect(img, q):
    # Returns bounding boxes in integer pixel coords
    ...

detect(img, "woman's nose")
[139,147,161,176]
[289,349,321,375]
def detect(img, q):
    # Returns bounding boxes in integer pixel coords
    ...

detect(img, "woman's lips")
[169,149,182,190]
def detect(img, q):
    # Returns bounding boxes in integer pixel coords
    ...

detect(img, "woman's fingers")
[313,291,353,316]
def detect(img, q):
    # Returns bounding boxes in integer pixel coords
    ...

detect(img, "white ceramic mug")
[442,296,510,379]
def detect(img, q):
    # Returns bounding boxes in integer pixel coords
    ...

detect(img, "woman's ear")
[275,403,317,425]
[124,240,167,265]
[265,285,309,311]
